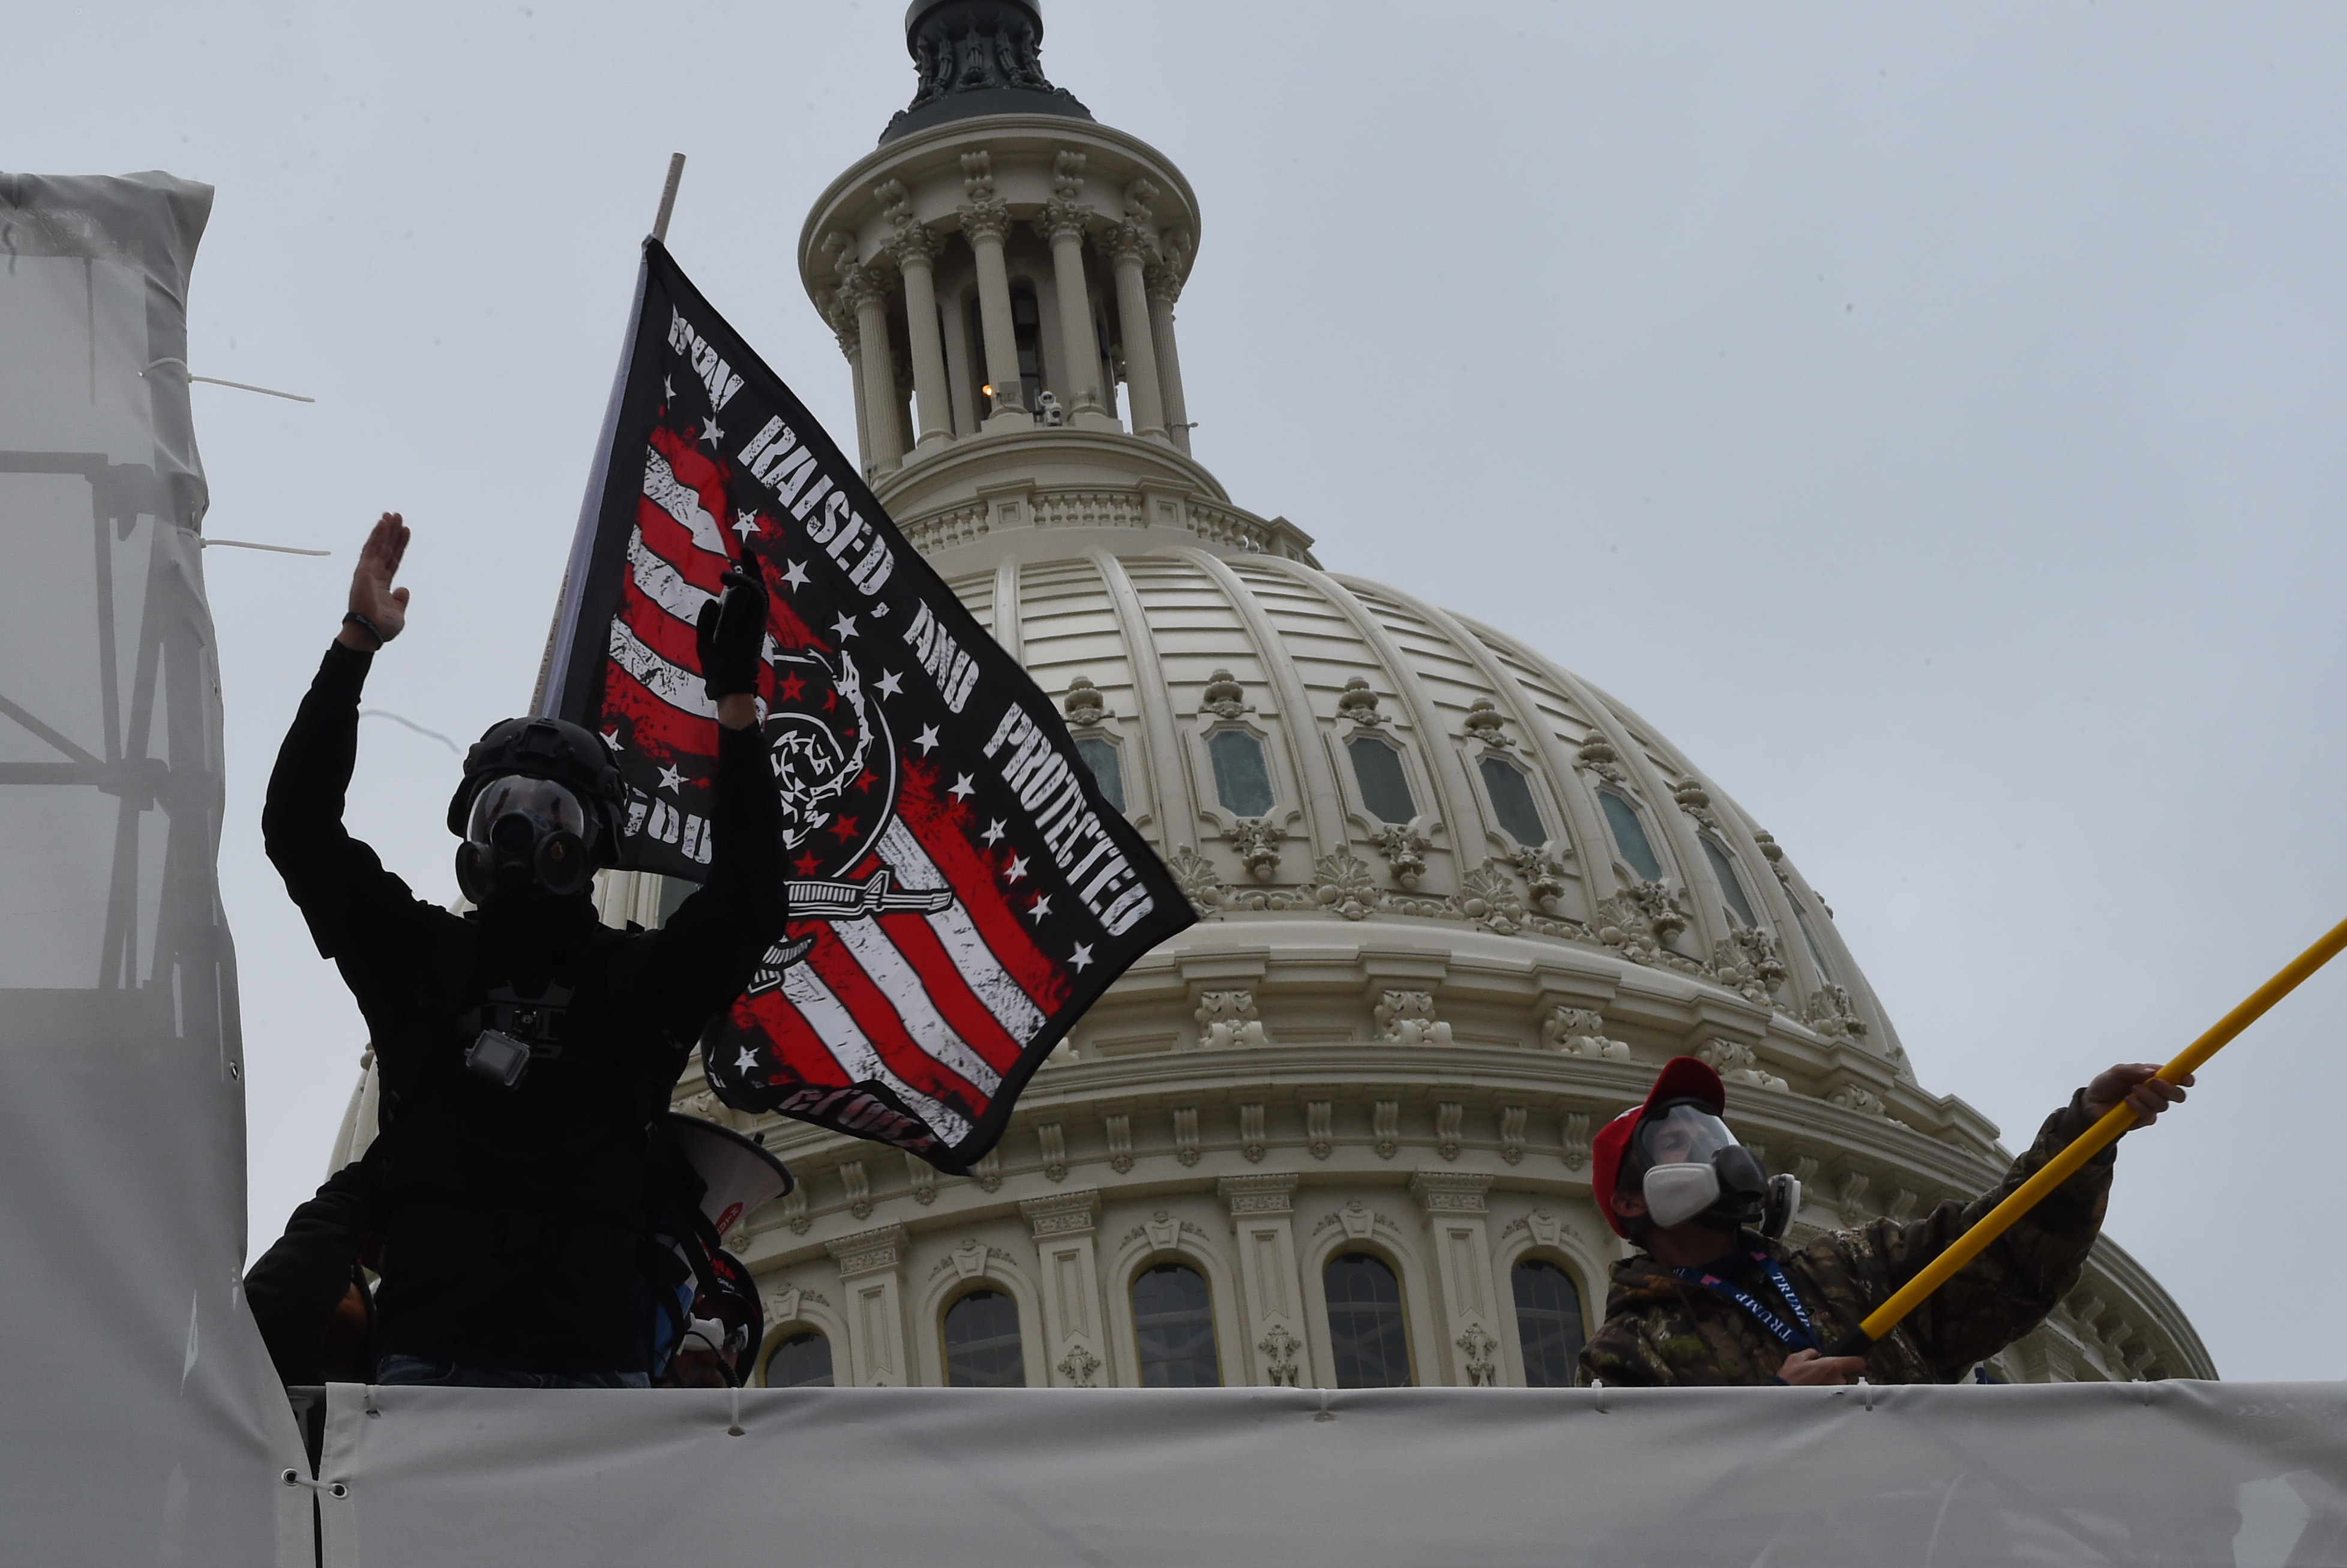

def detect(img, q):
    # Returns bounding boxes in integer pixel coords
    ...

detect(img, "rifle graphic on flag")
[540,239,1194,1170]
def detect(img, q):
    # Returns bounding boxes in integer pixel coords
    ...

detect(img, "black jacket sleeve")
[642,720,789,1038]
[261,642,444,975]
[242,1149,382,1387]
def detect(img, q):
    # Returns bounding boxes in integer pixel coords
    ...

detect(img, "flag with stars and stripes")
[538,239,1193,1171]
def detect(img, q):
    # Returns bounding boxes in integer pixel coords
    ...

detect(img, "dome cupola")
[801,2,1242,564]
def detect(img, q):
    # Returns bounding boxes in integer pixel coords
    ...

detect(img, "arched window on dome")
[942,1288,1027,1387]
[1510,1259,1587,1387]
[1701,837,1761,928]
[1598,790,1664,883]
[1209,730,1275,819]
[1325,1252,1413,1387]
[1075,736,1126,813]
[1346,736,1416,825]
[1132,1263,1220,1386]
[763,1328,835,1387]
[1477,756,1548,846]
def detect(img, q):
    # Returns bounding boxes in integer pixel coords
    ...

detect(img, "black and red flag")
[541,240,1192,1170]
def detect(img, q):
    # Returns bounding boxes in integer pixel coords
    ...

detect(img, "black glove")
[695,551,769,701]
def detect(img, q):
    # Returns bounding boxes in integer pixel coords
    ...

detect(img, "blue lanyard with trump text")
[1672,1251,1819,1351]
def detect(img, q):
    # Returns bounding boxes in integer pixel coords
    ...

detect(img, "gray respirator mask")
[454,775,596,905]
[1635,1102,1802,1239]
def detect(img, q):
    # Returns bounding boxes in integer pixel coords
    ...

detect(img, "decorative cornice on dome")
[889,462,1318,570]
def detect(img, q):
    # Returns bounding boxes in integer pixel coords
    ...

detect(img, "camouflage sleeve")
[1848,1090,2114,1378]
[1576,1319,1671,1387]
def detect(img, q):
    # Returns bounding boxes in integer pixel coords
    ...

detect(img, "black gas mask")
[1632,1101,1802,1239]
[454,774,597,904]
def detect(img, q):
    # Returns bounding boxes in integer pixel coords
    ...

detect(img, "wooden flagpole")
[529,152,689,713]
[653,154,687,244]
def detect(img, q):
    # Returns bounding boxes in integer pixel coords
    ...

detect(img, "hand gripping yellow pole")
[1826,915,2347,1360]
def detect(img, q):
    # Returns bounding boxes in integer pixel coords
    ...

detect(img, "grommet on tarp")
[281,1470,347,1498]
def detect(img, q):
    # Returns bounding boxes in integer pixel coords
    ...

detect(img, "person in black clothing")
[244,1143,384,1386]
[263,512,787,1387]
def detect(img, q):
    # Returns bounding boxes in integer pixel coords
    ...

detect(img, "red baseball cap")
[1590,1056,1728,1237]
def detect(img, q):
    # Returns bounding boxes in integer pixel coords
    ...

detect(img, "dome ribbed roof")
[945,545,1910,1079]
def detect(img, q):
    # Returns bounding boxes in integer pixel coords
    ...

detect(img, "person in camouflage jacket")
[1578,1056,2189,1387]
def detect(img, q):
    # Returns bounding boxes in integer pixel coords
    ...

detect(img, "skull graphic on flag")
[766,645,879,867]
[541,241,1193,1171]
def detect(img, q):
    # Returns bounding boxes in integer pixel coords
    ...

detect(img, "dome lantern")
[884,0,1093,145]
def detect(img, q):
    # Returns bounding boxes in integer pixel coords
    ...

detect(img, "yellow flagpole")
[1834,914,2347,1356]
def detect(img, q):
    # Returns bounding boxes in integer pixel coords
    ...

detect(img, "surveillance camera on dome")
[1036,390,1065,427]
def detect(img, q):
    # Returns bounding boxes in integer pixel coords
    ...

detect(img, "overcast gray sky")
[16,1,2345,1381]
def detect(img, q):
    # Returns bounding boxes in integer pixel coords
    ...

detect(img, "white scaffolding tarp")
[0,172,306,1567]
[314,1381,2347,1568]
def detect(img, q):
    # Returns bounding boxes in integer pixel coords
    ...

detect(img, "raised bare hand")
[2082,1063,2193,1128]
[339,512,412,650]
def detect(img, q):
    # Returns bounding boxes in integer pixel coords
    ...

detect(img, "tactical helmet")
[446,716,625,868]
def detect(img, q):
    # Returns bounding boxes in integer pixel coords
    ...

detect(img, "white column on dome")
[942,290,978,436]
[1022,1192,1110,1387]
[828,1224,911,1386]
[891,224,954,451]
[1219,1174,1311,1387]
[958,160,1027,428]
[839,321,872,474]
[1147,244,1191,454]
[840,256,901,478]
[1037,198,1107,418]
[1410,1171,1503,1387]
[1104,220,1167,440]
[849,272,904,475]
[821,233,876,471]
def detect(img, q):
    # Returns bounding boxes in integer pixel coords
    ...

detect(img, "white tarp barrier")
[318,1381,2347,1567]
[0,172,308,1567]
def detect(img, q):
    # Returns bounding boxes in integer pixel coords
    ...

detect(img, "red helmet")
[1590,1056,1728,1238]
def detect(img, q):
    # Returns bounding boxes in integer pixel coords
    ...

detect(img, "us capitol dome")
[356,0,2213,1390]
